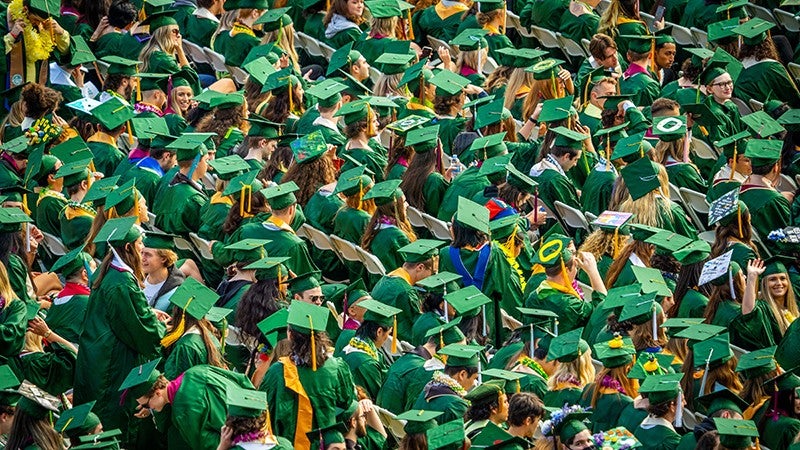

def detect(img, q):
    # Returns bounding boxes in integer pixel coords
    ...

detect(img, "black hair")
[451,221,488,249]
[355,320,385,341]
[507,392,545,427]
[107,0,138,28]
[751,162,778,176]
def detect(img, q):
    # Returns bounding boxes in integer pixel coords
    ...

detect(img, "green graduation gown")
[164,331,222,379]
[558,7,600,44]
[333,207,371,244]
[412,377,470,424]
[340,146,388,183]
[739,184,792,254]
[304,188,347,280]
[0,299,27,359]
[341,339,388,400]
[633,417,681,450]
[437,165,489,220]
[197,193,232,242]
[184,12,219,48]
[74,267,165,439]
[7,255,31,305]
[8,343,76,395]
[223,31,260,68]
[676,289,708,319]
[543,386,584,408]
[521,0,568,31]
[44,286,89,343]
[59,202,96,250]
[366,224,412,273]
[734,60,800,108]
[35,190,68,237]
[703,96,744,147]
[153,174,209,235]
[612,21,649,57]
[620,69,661,108]
[376,348,430,414]
[579,384,634,433]
[227,219,318,275]
[580,165,616,216]
[526,280,599,334]
[530,161,581,211]
[412,3,468,45]
[91,31,143,61]
[119,159,163,207]
[371,270,420,343]
[665,161,706,193]
[87,137,125,181]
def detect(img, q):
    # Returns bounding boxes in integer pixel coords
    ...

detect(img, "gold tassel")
[439,331,444,349]
[737,205,743,239]
[309,316,317,371]
[161,297,194,347]
[288,79,294,115]
[613,228,620,258]
[127,121,134,145]
[407,10,414,40]
[366,105,375,137]
[240,184,252,217]
[391,315,397,353]
[136,66,142,102]
[729,142,737,181]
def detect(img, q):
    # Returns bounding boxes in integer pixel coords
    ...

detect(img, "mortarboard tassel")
[309,315,317,371]
[407,10,414,40]
[700,348,713,395]
[652,306,658,342]
[729,267,736,301]
[675,388,684,428]
[161,297,194,347]
[729,142,737,181]
[533,186,539,223]
[288,79,294,115]
[392,315,398,353]
[366,105,376,137]
[529,324,534,357]
[737,205,743,239]
[481,305,487,337]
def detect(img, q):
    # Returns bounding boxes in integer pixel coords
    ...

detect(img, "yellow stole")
[743,397,769,420]
[435,1,468,19]
[64,204,95,221]
[388,267,413,284]
[280,357,313,449]
[210,192,233,206]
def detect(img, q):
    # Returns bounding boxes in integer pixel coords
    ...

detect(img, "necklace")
[518,355,549,380]
[9,0,56,61]
[432,370,467,396]
[348,336,378,360]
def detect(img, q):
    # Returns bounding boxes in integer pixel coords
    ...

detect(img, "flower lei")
[26,116,62,146]
[592,427,638,450]
[9,0,57,61]
[540,404,591,437]
[599,374,626,394]
[134,103,164,116]
[231,21,255,37]
[232,430,268,445]
[431,370,467,396]
[518,355,548,380]
[348,336,378,360]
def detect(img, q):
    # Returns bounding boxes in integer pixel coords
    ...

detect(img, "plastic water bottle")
[449,155,462,174]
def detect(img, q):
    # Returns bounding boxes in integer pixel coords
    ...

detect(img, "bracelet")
[528,117,538,124]
[44,330,52,338]
[10,31,19,40]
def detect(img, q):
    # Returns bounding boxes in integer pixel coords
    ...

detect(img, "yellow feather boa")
[9,0,56,61]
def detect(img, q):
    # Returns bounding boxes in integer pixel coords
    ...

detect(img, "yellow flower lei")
[9,0,57,62]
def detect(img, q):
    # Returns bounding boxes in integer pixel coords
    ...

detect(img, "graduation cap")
[261,68,300,95]
[242,56,277,86]
[142,231,176,251]
[398,239,445,263]
[550,408,593,443]
[54,401,100,437]
[538,96,575,124]
[651,115,687,142]
[0,365,21,407]
[141,9,179,31]
[698,249,738,287]
[307,423,347,449]
[306,78,348,108]
[254,7,292,32]
[367,0,404,18]
[168,278,219,323]
[362,179,402,206]
[290,131,328,164]
[387,115,429,137]
[427,421,463,450]
[655,25,676,46]
[619,34,656,54]
[374,52,415,76]
[27,0,60,17]
[682,101,721,128]
[72,429,123,450]
[439,343,484,369]
[620,156,661,200]
[429,70,470,97]
[777,107,800,131]
[130,116,170,147]
[661,317,704,331]
[224,239,268,264]
[732,17,775,46]
[119,358,162,399]
[696,384,749,418]
[644,230,693,254]
[286,301,330,369]
[715,418,760,450]
[334,99,374,125]
[581,67,615,105]
[0,135,31,156]
[396,409,443,434]
[708,187,742,230]
[547,327,589,362]
[0,206,32,234]
[50,246,93,278]
[424,316,466,347]
[743,138,782,167]
[474,96,511,129]
[102,56,141,76]
[601,283,644,313]
[332,166,372,197]
[398,59,433,94]
[257,308,288,348]
[166,132,212,162]
[105,179,141,216]
[445,285,491,323]
[591,211,633,257]
[675,323,726,345]
[685,47,715,67]
[287,271,321,294]
[552,126,587,150]
[415,271,462,297]
[226,387,267,418]
[618,291,660,324]
[54,158,92,188]
[245,256,289,282]
[673,239,711,265]
[638,372,683,405]
[261,181,299,210]
[468,132,507,161]
[67,36,96,67]
[91,97,134,131]
[83,175,120,206]
[208,92,245,110]
[495,47,548,68]
[453,196,490,233]
[527,58,565,81]
[593,335,636,368]
[627,353,674,379]
[208,155,250,181]
[600,94,634,112]
[450,28,489,51]
[246,114,283,140]
[93,216,142,246]
[734,345,778,381]
[741,110,785,138]
[610,131,649,161]
[693,333,734,384]
[708,18,741,44]
[464,379,505,404]
[361,298,402,350]
[489,214,522,242]
[405,125,440,153]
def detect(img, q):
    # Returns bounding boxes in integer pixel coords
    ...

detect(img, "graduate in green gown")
[698,61,746,149]
[412,343,482,423]
[429,71,470,158]
[360,179,417,272]
[3,384,63,450]
[580,335,637,433]
[74,217,166,445]
[670,240,712,319]
[632,373,684,450]
[215,239,269,325]
[676,386,749,450]
[217,2,267,67]
[0,206,35,307]
[219,387,294,449]
[259,301,357,448]
[559,0,600,43]
[411,0,470,46]
[299,78,348,148]
[32,154,67,237]
[618,35,661,108]
[449,28,489,87]
[199,155,252,242]
[322,0,369,48]
[183,0,223,48]
[55,152,99,250]
[85,97,133,178]
[401,124,452,217]
[333,165,374,244]
[651,116,707,193]
[733,19,800,107]
[356,0,410,65]
[463,379,509,439]
[44,248,94,343]
[529,127,586,213]
[750,372,800,450]
[337,98,391,182]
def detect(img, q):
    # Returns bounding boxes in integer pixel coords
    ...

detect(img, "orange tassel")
[391,315,397,353]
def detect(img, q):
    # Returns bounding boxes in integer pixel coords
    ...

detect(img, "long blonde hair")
[579,229,625,261]
[261,23,301,73]
[139,26,179,72]
[503,68,534,111]
[0,260,15,306]
[759,273,799,334]
[370,16,397,37]
[597,0,641,38]
[455,48,487,75]
[547,350,596,389]
[210,10,237,48]
[374,73,405,97]
[521,78,566,120]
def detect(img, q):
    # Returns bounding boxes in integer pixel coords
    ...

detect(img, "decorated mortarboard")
[732,17,775,45]
[226,387,267,418]
[715,418,760,449]
[474,95,511,129]
[91,97,134,131]
[592,210,633,234]
[743,138,782,167]
[54,401,100,436]
[405,125,440,153]
[453,196,490,233]
[261,181,299,210]
[49,246,93,277]
[698,249,736,286]
[600,94,634,112]
[72,429,123,450]
[708,188,743,230]
[439,343,484,368]
[628,353,675,379]
[168,278,219,320]
[620,157,660,200]
[638,373,683,405]
[593,428,642,449]
[696,384,749,417]
[593,334,636,368]
[445,285,491,320]
[527,58,565,80]
[398,239,445,263]
[54,158,92,187]
[741,110,785,138]
[208,155,250,181]
[652,115,687,142]
[290,131,328,164]
[396,409,443,434]
[27,0,61,17]
[450,28,489,51]
[387,114,429,136]
[362,179,403,206]
[644,230,694,254]
[287,271,322,294]
[538,96,575,124]
[254,7,292,31]
[467,132,507,160]
[224,239,268,264]
[306,78,348,108]
[118,358,162,399]
[429,70,470,97]
[375,52,415,76]
[415,271,462,294]
[673,239,711,265]
[547,327,589,362]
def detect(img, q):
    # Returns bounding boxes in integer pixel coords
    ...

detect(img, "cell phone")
[654,5,665,23]
[421,46,433,60]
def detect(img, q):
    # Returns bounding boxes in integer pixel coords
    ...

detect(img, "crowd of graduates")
[2,0,800,448]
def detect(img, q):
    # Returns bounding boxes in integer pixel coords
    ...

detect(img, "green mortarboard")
[474,95,511,129]
[675,323,726,345]
[192,89,225,107]
[489,214,522,241]
[169,278,219,320]
[551,126,587,149]
[693,333,733,368]
[732,17,775,46]
[527,58,565,80]
[261,68,300,93]
[538,96,575,124]
[655,25,676,45]
[618,291,660,324]
[652,115,687,142]
[362,179,403,206]
[367,0,403,18]
[535,233,572,269]
[334,99,373,125]
[552,410,592,443]
[397,409,443,434]
[581,67,613,104]
[143,0,173,13]
[673,239,711,265]
[243,56,277,85]
[208,92,245,110]
[257,308,288,346]
[631,266,672,297]
[715,0,748,16]
[736,345,778,379]
[222,170,263,200]
[92,216,141,245]
[662,317,704,330]
[464,379,505,403]
[708,188,742,227]
[50,137,92,166]
[593,335,636,368]
[102,56,141,76]
[741,111,785,138]
[713,130,751,158]
[82,175,120,206]
[696,385,749,416]
[764,371,800,392]
[612,131,653,162]
[119,358,162,399]
[68,36,96,66]
[91,97,133,131]
[345,279,371,304]
[166,132,212,162]
[208,155,250,181]
[474,0,505,11]
[54,158,92,187]
[72,429,122,450]
[224,0,269,8]
[743,138,782,167]
[547,328,589,362]
[306,79,348,108]
[50,247,93,277]
[142,231,176,250]
[254,7,292,31]
[360,298,401,328]
[405,125,439,153]
[478,153,512,177]
[453,196,490,233]
[429,70,470,97]
[333,166,372,196]
[226,388,267,418]
[424,316,466,345]
[0,135,30,155]
[762,255,793,278]
[439,343,484,368]
[375,52,415,76]
[245,256,289,281]
[708,18,740,43]
[628,223,664,242]
[445,285,491,318]
[464,94,496,110]
[778,108,800,131]
[685,47,715,67]
[224,239,268,264]
[364,95,399,117]
[628,353,675,379]
[398,239,445,263]
[644,230,693,253]
[415,271,462,293]
[495,47,548,68]
[698,60,730,86]
[621,157,660,200]
[450,28,489,51]
[0,365,21,406]
[307,423,347,449]
[261,181,299,210]
[130,116,169,147]
[246,115,282,139]
[287,300,330,334]
[619,34,655,54]
[54,401,100,436]
[398,59,431,90]
[28,0,60,17]
[141,10,178,31]
[105,179,140,214]
[288,271,321,293]
[290,131,328,164]
[468,132,507,161]
[600,94,634,112]
[205,306,233,324]
[715,418,760,449]
[638,373,682,404]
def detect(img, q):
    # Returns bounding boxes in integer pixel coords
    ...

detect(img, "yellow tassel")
[309,316,317,371]
[288,80,294,114]
[516,380,520,393]
[613,228,620,258]
[161,297,194,347]
[439,331,444,349]
[127,121,134,145]
[407,10,414,40]
[240,184,252,217]
[60,417,74,433]
[737,206,743,239]
[366,106,375,137]
[391,315,397,353]
[729,142,737,181]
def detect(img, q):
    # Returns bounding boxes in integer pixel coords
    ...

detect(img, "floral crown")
[540,404,591,437]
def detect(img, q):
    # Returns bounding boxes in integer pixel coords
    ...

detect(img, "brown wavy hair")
[281,153,338,206]
[361,199,416,251]
[93,239,145,287]
[585,364,637,408]
[323,0,366,26]
[604,240,654,288]
[165,309,228,369]
[703,275,745,324]
[739,36,781,63]
[195,103,249,147]
[709,208,757,259]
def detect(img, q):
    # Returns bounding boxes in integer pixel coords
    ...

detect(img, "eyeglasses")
[310,295,326,302]
[712,80,733,89]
